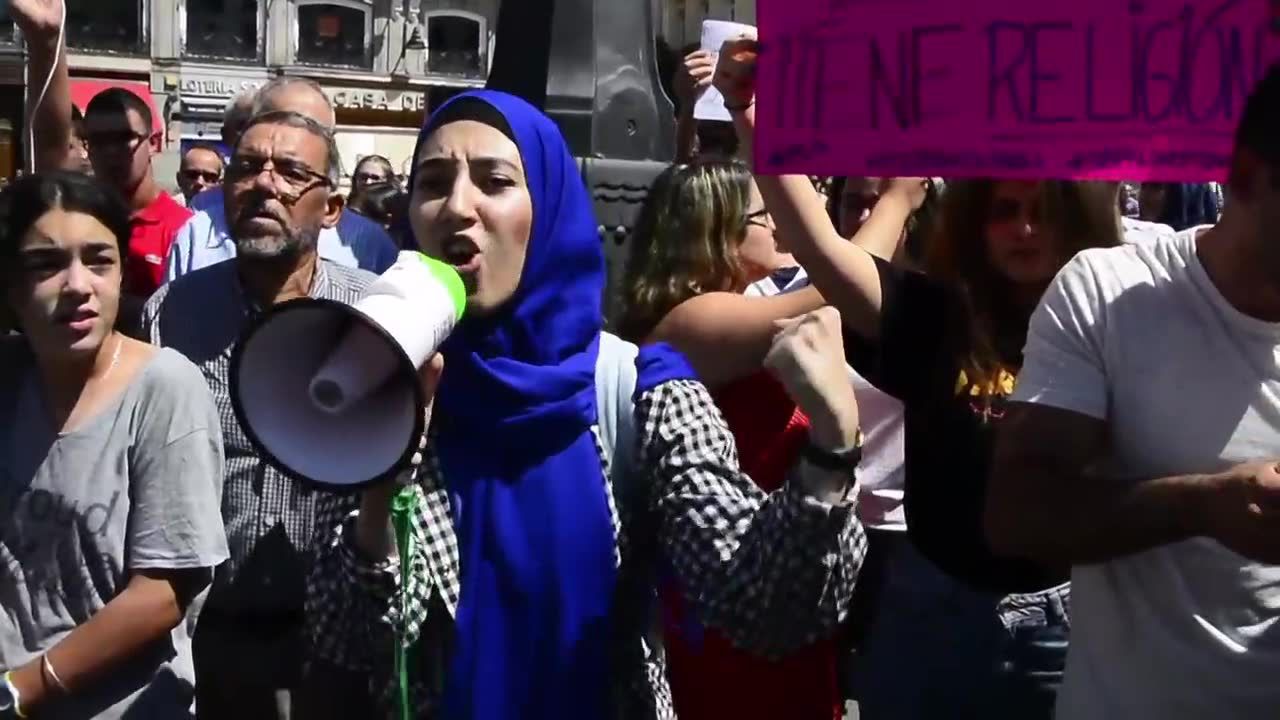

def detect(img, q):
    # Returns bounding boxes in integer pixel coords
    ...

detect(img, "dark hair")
[353,154,395,180]
[85,88,153,134]
[348,181,406,227]
[925,180,1122,397]
[1234,62,1280,175]
[695,121,740,159]
[826,176,942,265]
[1,171,132,300]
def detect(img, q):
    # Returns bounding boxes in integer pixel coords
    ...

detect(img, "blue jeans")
[848,531,1070,720]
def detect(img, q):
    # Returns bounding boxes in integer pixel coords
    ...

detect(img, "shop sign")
[326,88,428,112]
[179,78,265,98]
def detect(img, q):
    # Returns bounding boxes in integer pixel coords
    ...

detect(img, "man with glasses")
[84,88,193,298]
[166,79,399,283]
[141,110,375,719]
[175,143,225,206]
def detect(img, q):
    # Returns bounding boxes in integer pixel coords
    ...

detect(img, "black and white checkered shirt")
[143,258,374,616]
[307,378,867,718]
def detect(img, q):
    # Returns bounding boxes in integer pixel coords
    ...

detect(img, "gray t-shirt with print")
[0,343,229,719]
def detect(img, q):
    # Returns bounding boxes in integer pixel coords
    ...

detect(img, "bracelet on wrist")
[42,654,68,694]
[801,428,864,472]
[725,100,755,112]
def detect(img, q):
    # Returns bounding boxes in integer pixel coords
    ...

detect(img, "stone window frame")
[422,9,486,78]
[65,0,149,55]
[292,0,375,70]
[178,0,267,62]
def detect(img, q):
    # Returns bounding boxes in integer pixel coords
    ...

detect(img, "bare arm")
[9,569,208,710]
[714,38,922,341]
[989,402,1280,566]
[673,50,714,163]
[986,403,1220,566]
[13,0,72,173]
[986,252,1225,565]
[854,218,905,262]
[852,185,913,262]
[732,109,915,341]
[650,285,824,389]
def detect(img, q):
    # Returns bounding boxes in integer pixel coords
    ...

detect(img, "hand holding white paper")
[694,20,757,122]
[229,251,467,490]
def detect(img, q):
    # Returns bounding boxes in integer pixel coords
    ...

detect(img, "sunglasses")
[84,130,156,151]
[180,169,222,183]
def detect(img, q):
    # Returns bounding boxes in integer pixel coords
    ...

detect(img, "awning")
[69,79,160,134]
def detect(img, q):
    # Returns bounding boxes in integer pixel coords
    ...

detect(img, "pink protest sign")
[755,0,1280,181]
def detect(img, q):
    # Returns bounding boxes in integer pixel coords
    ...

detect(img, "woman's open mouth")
[442,236,482,274]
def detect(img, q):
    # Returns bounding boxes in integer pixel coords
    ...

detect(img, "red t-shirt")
[659,371,843,720]
[124,193,192,298]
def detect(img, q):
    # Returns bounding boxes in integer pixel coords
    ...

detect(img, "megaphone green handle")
[390,485,418,720]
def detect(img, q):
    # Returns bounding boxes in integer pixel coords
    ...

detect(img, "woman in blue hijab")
[306,90,869,720]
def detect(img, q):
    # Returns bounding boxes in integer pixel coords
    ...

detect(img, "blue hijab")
[409,90,617,719]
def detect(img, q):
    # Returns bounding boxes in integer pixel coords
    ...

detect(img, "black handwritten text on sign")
[756,0,1280,180]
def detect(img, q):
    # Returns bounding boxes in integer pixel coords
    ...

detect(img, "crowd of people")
[1,0,1279,718]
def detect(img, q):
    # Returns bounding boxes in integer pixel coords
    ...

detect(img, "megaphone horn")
[229,251,466,491]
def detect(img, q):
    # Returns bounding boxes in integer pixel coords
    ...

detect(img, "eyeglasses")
[354,171,388,185]
[746,209,773,230]
[225,155,332,204]
[180,169,222,183]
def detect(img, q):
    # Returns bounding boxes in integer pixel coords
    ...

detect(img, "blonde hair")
[616,158,754,342]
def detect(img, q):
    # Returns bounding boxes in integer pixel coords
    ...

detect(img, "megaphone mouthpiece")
[311,379,344,411]
[229,252,467,490]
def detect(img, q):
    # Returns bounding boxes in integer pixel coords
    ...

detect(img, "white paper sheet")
[693,20,757,123]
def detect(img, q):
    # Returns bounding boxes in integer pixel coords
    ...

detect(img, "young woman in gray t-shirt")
[0,171,228,719]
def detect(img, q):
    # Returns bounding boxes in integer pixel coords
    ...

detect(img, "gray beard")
[235,221,322,260]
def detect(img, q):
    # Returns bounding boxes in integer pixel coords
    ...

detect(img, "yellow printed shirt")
[841,253,1065,594]
[953,367,1018,424]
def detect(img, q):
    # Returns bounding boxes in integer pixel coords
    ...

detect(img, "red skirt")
[658,371,842,720]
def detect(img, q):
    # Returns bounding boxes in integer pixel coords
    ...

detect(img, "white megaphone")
[229,251,466,490]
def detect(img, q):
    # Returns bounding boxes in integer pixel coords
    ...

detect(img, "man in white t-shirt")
[986,64,1280,719]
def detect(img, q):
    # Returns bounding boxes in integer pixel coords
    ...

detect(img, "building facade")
[0,0,497,188]
[659,0,754,50]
